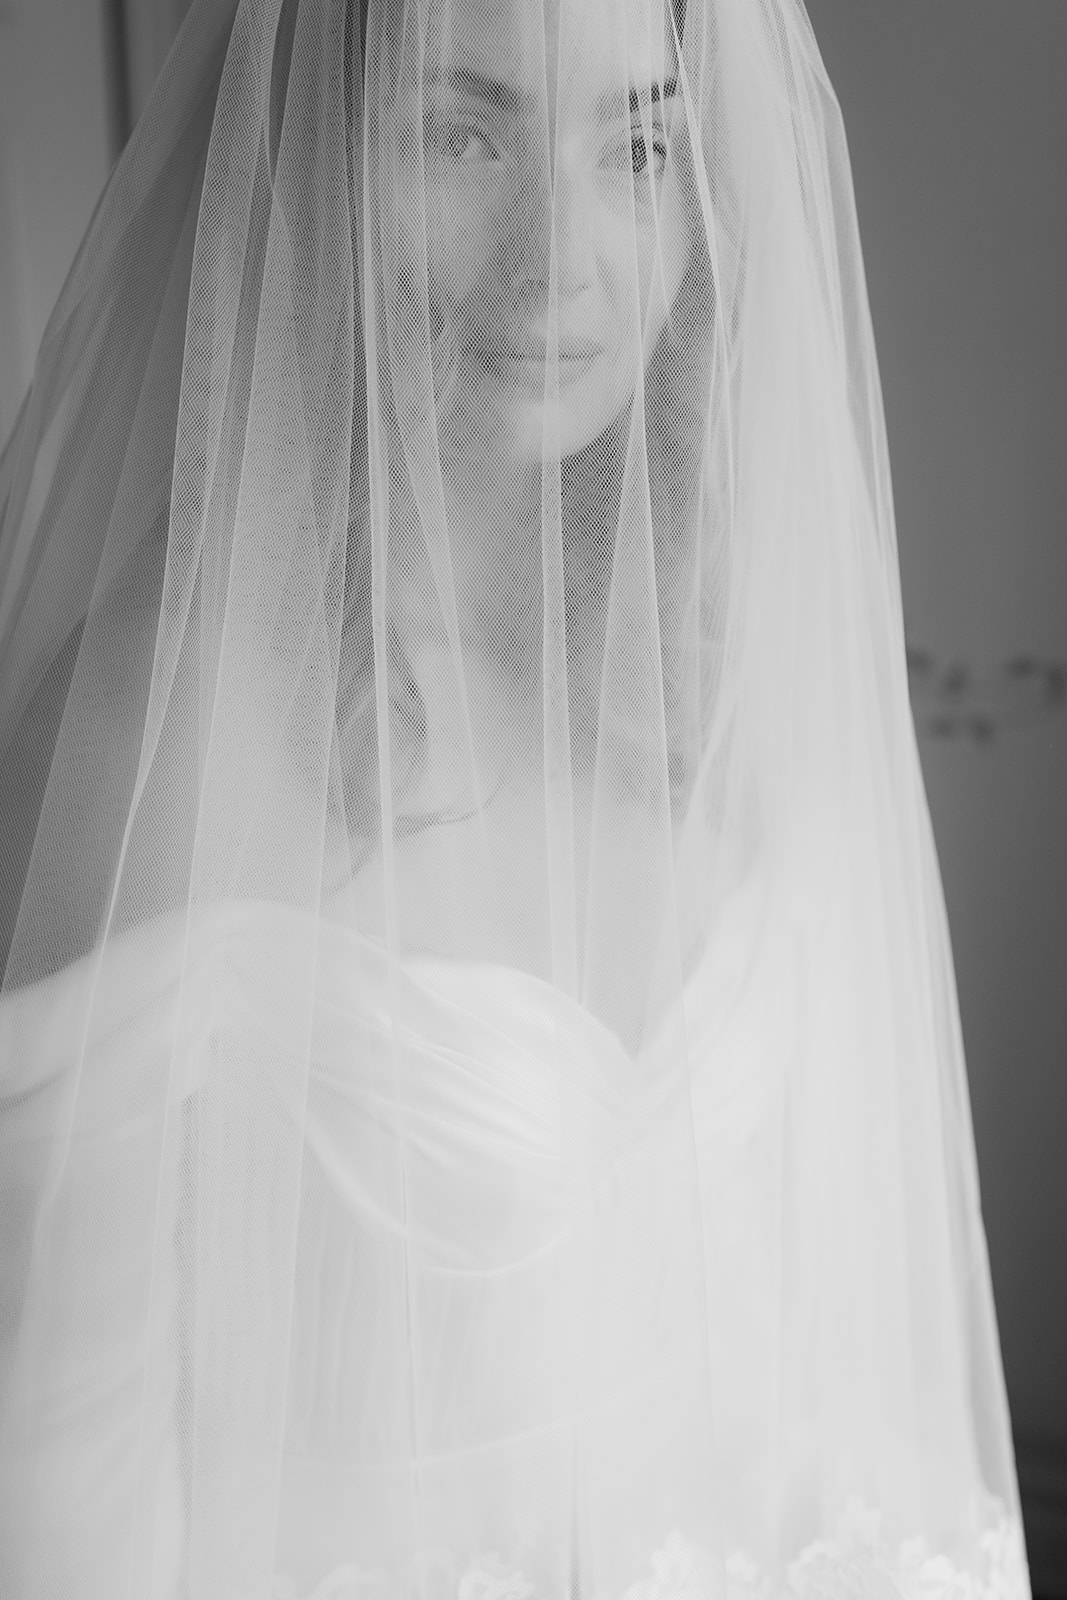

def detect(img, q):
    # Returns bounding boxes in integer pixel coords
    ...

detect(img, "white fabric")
[0,0,1031,1594]
[0,899,1028,1597]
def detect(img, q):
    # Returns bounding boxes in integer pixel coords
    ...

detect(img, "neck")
[398,417,546,659]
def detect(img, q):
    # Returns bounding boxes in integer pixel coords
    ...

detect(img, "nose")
[509,138,598,313]
[549,166,598,299]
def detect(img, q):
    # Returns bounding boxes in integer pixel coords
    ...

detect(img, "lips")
[505,334,602,362]
[468,331,604,385]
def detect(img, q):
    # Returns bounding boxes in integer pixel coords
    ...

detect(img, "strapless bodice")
[2,902,1024,1600]
[0,895,784,1598]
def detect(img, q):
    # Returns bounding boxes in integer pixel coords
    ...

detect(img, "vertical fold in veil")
[0,0,1031,1596]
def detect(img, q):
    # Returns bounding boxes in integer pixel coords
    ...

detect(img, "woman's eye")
[603,128,669,180]
[442,121,499,164]
[633,133,668,180]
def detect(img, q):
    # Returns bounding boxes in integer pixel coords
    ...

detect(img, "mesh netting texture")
[0,1,1031,1596]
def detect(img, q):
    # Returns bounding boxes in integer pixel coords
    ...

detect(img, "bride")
[0,0,1032,1595]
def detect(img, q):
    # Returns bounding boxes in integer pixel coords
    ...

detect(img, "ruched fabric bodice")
[0,899,1025,1600]
[0,894,783,1598]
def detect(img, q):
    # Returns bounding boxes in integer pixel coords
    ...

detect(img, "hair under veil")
[0,0,1031,1597]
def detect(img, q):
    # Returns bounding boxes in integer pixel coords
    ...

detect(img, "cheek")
[638,195,690,341]
[425,182,518,318]
[425,198,471,311]
[596,187,690,346]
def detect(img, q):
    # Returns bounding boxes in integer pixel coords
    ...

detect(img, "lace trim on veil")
[275,1495,1029,1600]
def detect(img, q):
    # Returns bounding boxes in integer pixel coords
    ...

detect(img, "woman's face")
[416,0,690,459]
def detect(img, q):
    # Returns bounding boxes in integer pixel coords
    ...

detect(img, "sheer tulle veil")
[0,0,1031,1596]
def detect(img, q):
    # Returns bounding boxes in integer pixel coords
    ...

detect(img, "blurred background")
[0,0,1064,1591]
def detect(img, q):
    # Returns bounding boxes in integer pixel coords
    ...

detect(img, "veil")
[0,0,1032,1596]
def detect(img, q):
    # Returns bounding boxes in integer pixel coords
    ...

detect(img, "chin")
[507,372,634,461]
[509,409,617,461]
[445,353,637,463]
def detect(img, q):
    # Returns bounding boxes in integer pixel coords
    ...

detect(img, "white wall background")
[1,0,1065,1588]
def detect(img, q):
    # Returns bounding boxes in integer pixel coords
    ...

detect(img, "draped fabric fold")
[0,1,1030,1596]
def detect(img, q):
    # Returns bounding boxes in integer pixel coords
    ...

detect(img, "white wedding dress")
[0,887,1027,1599]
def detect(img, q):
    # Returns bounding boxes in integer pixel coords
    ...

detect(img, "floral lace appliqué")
[280,1497,1029,1600]
[628,1497,1031,1600]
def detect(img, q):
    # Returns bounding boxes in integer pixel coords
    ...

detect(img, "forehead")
[424,0,677,100]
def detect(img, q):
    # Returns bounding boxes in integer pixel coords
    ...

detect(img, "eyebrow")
[425,68,679,122]
[623,79,679,118]
[425,68,529,116]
